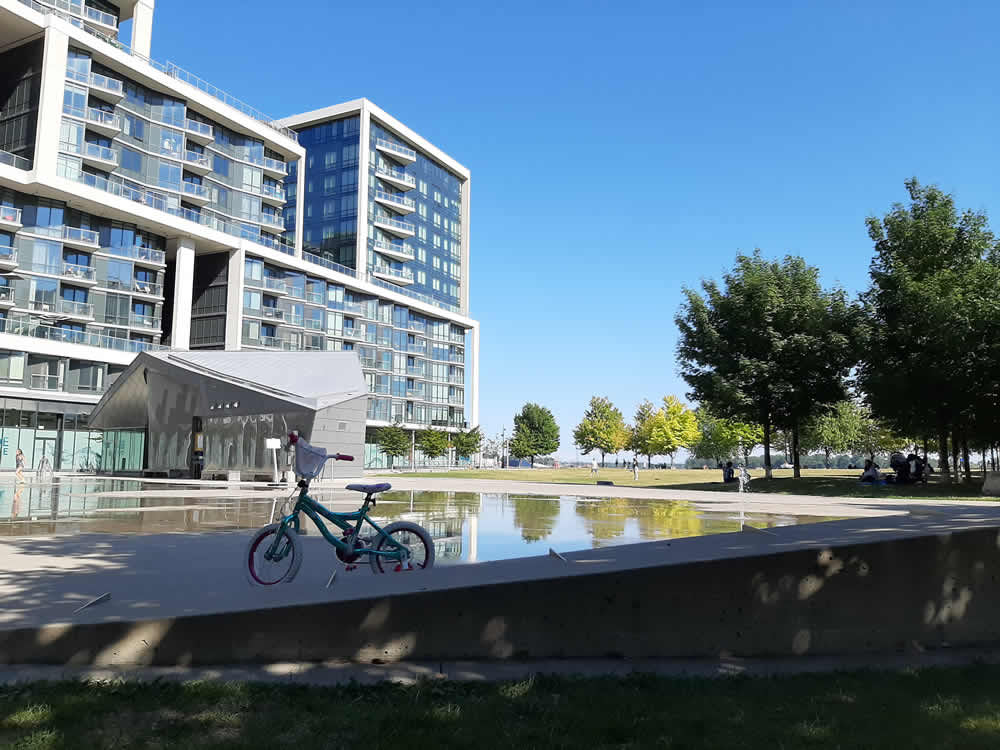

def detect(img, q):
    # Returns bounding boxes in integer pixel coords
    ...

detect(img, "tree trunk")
[824,448,831,470]
[762,419,773,479]
[791,423,801,479]
[646,453,652,470]
[961,436,972,483]
[951,426,960,483]
[600,451,605,468]
[938,429,950,480]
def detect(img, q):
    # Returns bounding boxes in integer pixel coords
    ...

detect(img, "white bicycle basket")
[294,438,328,479]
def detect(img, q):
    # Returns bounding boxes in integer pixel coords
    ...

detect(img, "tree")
[510,403,560,467]
[802,401,863,469]
[630,400,658,467]
[851,406,905,463]
[691,408,763,467]
[676,251,861,479]
[573,396,628,466]
[647,396,700,468]
[374,424,410,470]
[415,428,450,461]
[451,427,483,461]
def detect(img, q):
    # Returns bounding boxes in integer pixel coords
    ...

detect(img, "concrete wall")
[3,526,1000,666]
[309,395,366,480]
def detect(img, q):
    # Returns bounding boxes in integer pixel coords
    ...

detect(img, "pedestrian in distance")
[14,449,25,483]
[591,457,599,477]
[632,455,639,481]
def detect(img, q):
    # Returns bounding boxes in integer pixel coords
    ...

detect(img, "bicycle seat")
[345,483,391,494]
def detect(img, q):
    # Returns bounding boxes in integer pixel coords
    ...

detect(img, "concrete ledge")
[3,523,1000,666]
[984,472,1000,496]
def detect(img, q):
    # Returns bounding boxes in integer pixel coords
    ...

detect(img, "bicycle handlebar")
[334,454,354,461]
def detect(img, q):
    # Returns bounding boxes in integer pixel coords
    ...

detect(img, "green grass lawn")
[386,466,988,500]
[3,667,1000,748]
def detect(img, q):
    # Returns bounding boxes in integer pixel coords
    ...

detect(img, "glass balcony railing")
[130,313,160,329]
[89,71,124,96]
[183,118,214,139]
[256,156,288,175]
[304,318,324,330]
[260,213,284,230]
[303,252,359,279]
[30,373,63,391]
[0,316,166,353]
[181,182,211,201]
[406,366,425,377]
[260,183,286,201]
[104,245,166,265]
[375,189,416,212]
[305,290,324,305]
[263,277,289,294]
[62,225,99,246]
[84,4,117,28]
[59,299,95,317]
[132,279,163,296]
[0,206,21,226]
[373,215,415,235]
[376,138,417,162]
[62,262,96,282]
[183,150,212,170]
[375,164,416,188]
[0,287,13,304]
[342,328,361,340]
[83,142,118,165]
[259,307,285,321]
[372,239,414,259]
[28,299,57,314]
[372,265,415,283]
[0,149,31,170]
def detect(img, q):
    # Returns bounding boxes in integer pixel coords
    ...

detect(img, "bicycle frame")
[265,484,408,564]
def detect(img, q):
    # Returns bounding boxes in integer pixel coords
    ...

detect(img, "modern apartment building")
[0,0,479,474]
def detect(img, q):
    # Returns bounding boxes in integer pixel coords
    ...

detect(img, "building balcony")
[258,156,288,179]
[132,279,163,298]
[243,306,285,322]
[61,104,123,137]
[130,313,161,330]
[58,299,95,321]
[374,189,416,215]
[181,181,212,205]
[0,317,165,353]
[259,183,286,206]
[0,287,14,307]
[88,72,125,102]
[60,262,98,286]
[372,265,415,286]
[0,206,21,231]
[305,290,324,305]
[182,150,213,175]
[61,226,100,249]
[376,138,417,165]
[372,214,415,238]
[260,213,285,231]
[81,142,118,169]
[102,245,166,266]
[84,4,118,32]
[341,328,362,340]
[0,249,17,273]
[372,239,414,262]
[375,164,416,191]
[0,149,31,170]
[183,119,214,144]
[242,335,292,350]
[263,277,291,296]
[30,373,64,391]
[27,299,58,315]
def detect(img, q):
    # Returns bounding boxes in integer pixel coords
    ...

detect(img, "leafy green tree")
[851,406,905,462]
[573,396,628,466]
[676,251,861,479]
[692,409,763,466]
[415,428,450,461]
[802,401,863,469]
[451,427,483,460]
[374,424,410,470]
[647,396,700,468]
[630,400,658,467]
[510,403,560,467]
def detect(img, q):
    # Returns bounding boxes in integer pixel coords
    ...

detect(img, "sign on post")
[265,438,282,484]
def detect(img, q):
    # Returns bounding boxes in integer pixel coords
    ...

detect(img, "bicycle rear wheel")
[369,521,435,573]
[246,523,303,585]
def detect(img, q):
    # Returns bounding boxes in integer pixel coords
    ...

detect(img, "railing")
[83,142,118,164]
[342,328,361,339]
[372,265,415,282]
[263,277,290,294]
[104,245,166,264]
[375,190,416,211]
[0,206,22,225]
[450,332,466,343]
[250,155,287,175]
[62,262,96,282]
[304,318,324,330]
[260,183,286,201]
[62,225,99,246]
[84,4,117,28]
[103,278,133,292]
[28,299,58,313]
[0,149,31,170]
[448,374,465,384]
[405,343,427,355]
[183,150,212,170]
[130,312,160,328]
[182,181,211,201]
[260,213,284,229]
[303,252,359,279]
[372,214,415,234]
[59,299,95,317]
[375,165,416,188]
[305,290,324,304]
[62,168,300,255]
[0,288,13,303]
[372,239,413,259]
[62,103,122,131]
[260,307,285,321]
[89,71,124,96]
[376,138,417,161]
[406,366,425,377]
[183,118,214,140]
[30,373,63,391]
[132,279,163,296]
[287,314,304,326]
[0,315,166,352]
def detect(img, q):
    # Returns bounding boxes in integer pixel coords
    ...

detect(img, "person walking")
[14,449,25,483]
[632,455,639,481]
[590,456,599,477]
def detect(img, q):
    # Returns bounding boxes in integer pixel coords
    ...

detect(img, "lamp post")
[501,426,507,469]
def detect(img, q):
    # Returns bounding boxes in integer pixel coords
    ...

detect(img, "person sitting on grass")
[860,459,881,483]
[722,461,736,483]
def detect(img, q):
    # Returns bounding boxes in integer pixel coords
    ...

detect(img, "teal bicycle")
[246,433,435,585]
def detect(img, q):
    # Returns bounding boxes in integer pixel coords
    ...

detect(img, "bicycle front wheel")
[369,521,435,573]
[246,523,303,585]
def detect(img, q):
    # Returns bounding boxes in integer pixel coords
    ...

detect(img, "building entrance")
[33,437,58,472]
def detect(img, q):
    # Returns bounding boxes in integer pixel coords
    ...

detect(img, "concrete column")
[225,247,245,350]
[469,321,480,428]
[34,28,70,180]
[459,178,471,315]
[130,0,156,58]
[169,237,195,350]
[355,102,371,273]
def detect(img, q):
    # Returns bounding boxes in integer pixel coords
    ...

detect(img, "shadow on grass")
[3,666,1000,748]
[655,475,988,500]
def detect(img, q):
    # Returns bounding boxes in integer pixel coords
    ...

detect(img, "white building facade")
[0,0,478,473]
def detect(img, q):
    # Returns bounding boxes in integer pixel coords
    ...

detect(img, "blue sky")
[148,0,999,459]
